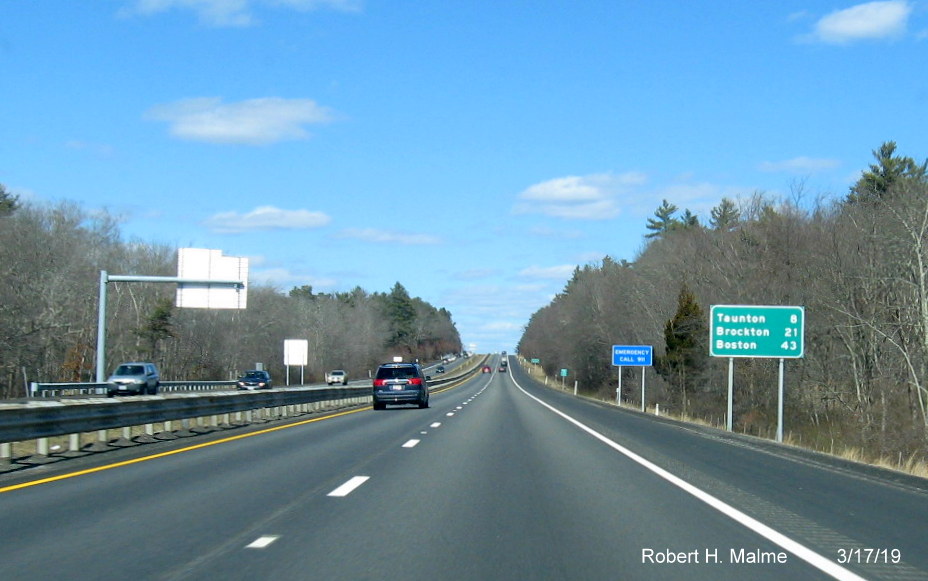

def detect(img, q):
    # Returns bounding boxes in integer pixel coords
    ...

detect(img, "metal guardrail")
[2,356,490,465]
[28,366,476,398]
[0,386,368,445]
[28,381,238,398]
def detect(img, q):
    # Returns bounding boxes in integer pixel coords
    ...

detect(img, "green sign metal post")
[710,305,805,442]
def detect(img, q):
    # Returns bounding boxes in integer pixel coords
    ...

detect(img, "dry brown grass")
[522,360,928,481]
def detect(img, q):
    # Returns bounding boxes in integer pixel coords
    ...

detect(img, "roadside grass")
[518,358,928,481]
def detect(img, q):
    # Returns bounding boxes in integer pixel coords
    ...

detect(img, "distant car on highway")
[498,365,507,373]
[236,370,272,390]
[372,362,429,410]
[482,366,491,373]
[107,362,160,396]
[325,370,348,385]
[435,365,446,374]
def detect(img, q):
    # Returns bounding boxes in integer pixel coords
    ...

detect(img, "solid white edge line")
[246,535,280,549]
[327,476,370,497]
[509,373,866,581]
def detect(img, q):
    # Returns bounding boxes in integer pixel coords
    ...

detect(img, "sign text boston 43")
[709,305,804,359]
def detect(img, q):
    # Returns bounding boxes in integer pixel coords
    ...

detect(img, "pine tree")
[657,283,707,414]
[137,298,175,361]
[848,141,928,203]
[710,198,739,231]
[0,184,20,217]
[385,282,416,350]
[645,199,680,238]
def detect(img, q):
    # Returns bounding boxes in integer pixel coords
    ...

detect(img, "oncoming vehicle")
[107,362,160,396]
[237,370,272,390]
[435,365,446,374]
[372,362,430,410]
[325,370,348,385]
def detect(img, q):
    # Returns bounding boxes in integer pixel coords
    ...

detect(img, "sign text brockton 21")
[709,305,804,359]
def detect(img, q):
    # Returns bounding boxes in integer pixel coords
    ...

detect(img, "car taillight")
[373,379,386,387]
[408,378,422,386]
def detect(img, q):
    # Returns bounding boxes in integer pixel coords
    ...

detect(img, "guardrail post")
[37,437,49,456]
[1,442,12,464]
[69,433,81,452]
[145,423,154,436]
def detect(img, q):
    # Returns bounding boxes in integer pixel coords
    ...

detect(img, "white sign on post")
[284,339,309,386]
[176,248,248,309]
[284,339,309,366]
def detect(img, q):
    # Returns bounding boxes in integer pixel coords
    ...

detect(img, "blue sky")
[2,1,927,354]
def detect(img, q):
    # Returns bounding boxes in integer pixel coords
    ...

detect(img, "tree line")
[0,186,461,397]
[518,142,928,462]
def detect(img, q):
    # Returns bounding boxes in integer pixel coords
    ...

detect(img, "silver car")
[107,362,160,396]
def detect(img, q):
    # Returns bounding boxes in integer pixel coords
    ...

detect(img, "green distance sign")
[710,305,804,358]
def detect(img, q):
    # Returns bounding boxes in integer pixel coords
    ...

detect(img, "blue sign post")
[612,345,653,366]
[612,345,653,411]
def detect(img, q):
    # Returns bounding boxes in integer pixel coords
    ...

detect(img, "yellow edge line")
[0,406,369,494]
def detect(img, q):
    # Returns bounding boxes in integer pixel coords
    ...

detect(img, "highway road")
[0,355,925,580]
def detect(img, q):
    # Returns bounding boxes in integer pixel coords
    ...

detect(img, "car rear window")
[116,365,144,375]
[376,366,418,380]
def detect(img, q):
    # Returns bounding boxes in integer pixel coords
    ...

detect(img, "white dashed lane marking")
[246,535,280,549]
[402,439,420,448]
[327,476,370,497]
[430,422,441,428]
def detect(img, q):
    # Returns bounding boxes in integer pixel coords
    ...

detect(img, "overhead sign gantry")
[95,248,248,382]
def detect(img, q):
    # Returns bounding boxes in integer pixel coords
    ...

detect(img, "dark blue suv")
[372,362,430,410]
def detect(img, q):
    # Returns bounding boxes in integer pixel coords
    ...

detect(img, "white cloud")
[127,0,254,26]
[122,0,360,27]
[529,225,584,239]
[480,321,523,332]
[145,97,336,145]
[251,267,337,288]
[452,268,500,281]
[649,182,734,217]
[513,172,647,220]
[758,156,841,174]
[65,140,115,157]
[517,264,577,280]
[810,1,912,44]
[204,205,331,233]
[337,228,442,245]
[272,0,361,12]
